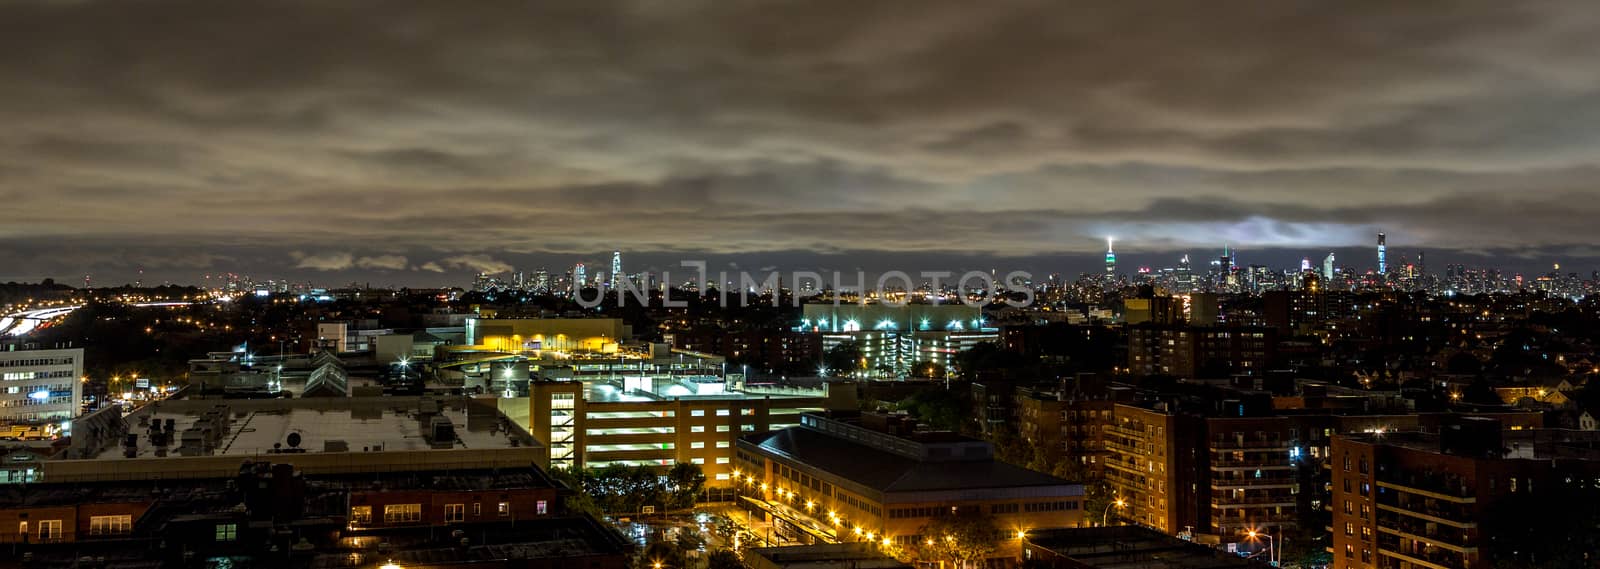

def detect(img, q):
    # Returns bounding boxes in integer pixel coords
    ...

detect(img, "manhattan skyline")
[6,2,1600,285]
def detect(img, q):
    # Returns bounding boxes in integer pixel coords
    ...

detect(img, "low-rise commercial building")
[527,379,852,481]
[735,412,1085,556]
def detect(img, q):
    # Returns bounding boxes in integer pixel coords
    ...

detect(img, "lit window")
[38,520,61,542]
[215,523,237,542]
[384,504,422,524]
[350,506,372,524]
[537,500,548,515]
[89,515,132,536]
[498,502,511,517]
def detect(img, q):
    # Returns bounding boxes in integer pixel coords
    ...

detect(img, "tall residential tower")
[610,250,622,287]
[1377,232,1387,275]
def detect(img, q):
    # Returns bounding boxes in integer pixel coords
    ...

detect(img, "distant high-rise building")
[1300,258,1312,273]
[533,268,550,294]
[610,251,622,288]
[1377,232,1387,275]
[573,263,587,297]
[1322,252,1336,281]
[1105,238,1117,277]
[1175,254,1193,292]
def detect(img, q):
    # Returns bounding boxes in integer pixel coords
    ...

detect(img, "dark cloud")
[2,0,1600,285]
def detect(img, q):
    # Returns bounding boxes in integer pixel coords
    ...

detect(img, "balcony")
[1377,479,1475,503]
[1211,477,1297,489]
[1210,439,1293,450]
[1376,503,1476,529]
[1377,523,1475,553]
[1214,514,1299,531]
[1210,459,1295,470]
[1102,438,1147,456]
[1106,424,1151,440]
[1212,495,1297,508]
[1103,458,1148,478]
[1378,546,1465,569]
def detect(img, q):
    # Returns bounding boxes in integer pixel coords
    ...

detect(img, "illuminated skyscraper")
[1105,237,1117,277]
[533,268,550,293]
[1377,232,1387,275]
[1322,252,1336,281]
[573,263,587,297]
[1301,258,1312,272]
[1175,254,1193,292]
[610,250,622,287]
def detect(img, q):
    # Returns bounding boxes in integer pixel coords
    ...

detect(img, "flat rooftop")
[103,398,532,459]
[1027,526,1257,569]
[748,542,910,569]
[743,427,1080,495]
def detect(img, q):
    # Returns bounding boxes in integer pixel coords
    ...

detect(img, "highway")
[0,301,194,338]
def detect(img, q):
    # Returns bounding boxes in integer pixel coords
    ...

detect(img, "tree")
[910,360,947,379]
[666,462,707,510]
[707,549,747,569]
[898,388,971,432]
[638,541,685,569]
[914,510,1001,568]
[824,341,865,377]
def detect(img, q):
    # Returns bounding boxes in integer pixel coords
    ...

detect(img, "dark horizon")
[1,244,1585,290]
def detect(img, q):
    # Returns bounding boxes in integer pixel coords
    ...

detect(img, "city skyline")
[2,238,1585,290]
[6,2,1600,285]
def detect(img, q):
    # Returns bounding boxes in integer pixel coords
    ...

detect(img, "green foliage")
[897,388,971,432]
[666,463,707,510]
[824,341,865,376]
[913,510,1001,566]
[548,467,604,518]
[910,360,947,379]
[706,549,747,569]
[954,341,1028,379]
[638,541,685,569]
[557,463,708,516]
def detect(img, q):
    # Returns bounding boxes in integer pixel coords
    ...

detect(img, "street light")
[1247,529,1277,567]
[1102,498,1127,527]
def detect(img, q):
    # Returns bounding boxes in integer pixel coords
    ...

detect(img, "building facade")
[0,346,83,427]
[736,412,1084,556]
[527,380,852,482]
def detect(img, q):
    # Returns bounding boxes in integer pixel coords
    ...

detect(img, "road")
[0,301,194,338]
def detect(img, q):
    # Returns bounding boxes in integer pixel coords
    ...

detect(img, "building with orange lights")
[733,412,1084,557]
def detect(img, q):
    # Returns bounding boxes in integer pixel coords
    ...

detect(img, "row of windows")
[1023,501,1079,513]
[89,515,132,535]
[0,358,76,368]
[775,462,831,497]
[2,370,73,381]
[351,500,535,525]
[837,491,881,518]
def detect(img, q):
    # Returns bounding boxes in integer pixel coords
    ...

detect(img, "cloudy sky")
[4,1,1600,286]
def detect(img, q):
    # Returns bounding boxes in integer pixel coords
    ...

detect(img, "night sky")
[5,1,1600,286]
